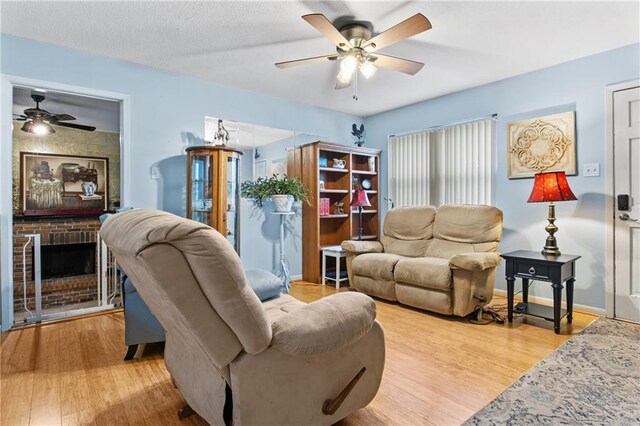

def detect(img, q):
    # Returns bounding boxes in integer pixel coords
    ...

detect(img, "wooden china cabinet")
[186,146,242,253]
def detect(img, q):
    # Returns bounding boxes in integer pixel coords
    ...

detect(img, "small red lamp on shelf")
[527,170,577,256]
[351,189,371,241]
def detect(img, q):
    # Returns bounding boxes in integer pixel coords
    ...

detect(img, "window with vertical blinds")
[389,118,494,207]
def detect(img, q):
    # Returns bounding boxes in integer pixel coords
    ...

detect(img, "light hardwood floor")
[1,282,596,426]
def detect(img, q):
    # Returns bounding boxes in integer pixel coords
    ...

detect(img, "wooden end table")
[501,250,581,334]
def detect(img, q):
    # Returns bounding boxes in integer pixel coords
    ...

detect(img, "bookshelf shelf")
[319,167,349,173]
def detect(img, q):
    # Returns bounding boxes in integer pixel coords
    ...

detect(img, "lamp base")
[541,240,561,256]
[541,202,561,256]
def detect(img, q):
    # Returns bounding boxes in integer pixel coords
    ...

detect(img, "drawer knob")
[528,267,536,275]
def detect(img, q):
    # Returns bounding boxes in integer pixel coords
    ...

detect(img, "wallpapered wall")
[11,121,120,215]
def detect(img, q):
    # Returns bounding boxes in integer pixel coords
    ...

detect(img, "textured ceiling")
[2,1,639,116]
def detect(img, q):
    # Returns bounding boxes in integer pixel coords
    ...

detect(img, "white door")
[614,86,640,323]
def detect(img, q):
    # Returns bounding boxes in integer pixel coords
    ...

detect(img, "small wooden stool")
[322,246,349,289]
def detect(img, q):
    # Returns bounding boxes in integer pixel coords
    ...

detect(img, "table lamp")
[527,171,577,256]
[351,189,371,241]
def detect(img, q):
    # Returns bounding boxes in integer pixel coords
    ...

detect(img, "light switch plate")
[583,163,600,177]
[150,166,160,179]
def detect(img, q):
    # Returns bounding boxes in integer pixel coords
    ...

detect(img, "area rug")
[465,318,640,425]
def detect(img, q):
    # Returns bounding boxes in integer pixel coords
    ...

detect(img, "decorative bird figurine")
[351,123,365,147]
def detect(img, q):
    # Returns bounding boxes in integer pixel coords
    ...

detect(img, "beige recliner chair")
[101,209,385,426]
[342,204,503,317]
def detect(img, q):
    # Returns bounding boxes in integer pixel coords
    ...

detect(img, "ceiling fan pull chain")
[353,71,359,101]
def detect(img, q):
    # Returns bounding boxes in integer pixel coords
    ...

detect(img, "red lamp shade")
[351,189,371,207]
[527,171,577,203]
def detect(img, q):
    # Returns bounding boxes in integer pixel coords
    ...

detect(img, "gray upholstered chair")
[101,209,385,425]
[122,275,165,360]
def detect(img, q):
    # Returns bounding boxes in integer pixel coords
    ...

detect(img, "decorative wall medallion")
[507,111,576,179]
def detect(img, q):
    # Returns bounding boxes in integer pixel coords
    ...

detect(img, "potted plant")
[241,174,310,212]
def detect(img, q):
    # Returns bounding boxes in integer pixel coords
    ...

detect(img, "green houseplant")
[241,175,310,212]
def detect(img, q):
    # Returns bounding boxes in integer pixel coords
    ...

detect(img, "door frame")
[0,74,131,331]
[604,79,640,319]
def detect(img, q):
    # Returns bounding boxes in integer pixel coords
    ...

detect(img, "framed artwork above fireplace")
[20,152,109,216]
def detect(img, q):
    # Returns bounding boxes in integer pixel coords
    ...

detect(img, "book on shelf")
[319,198,330,215]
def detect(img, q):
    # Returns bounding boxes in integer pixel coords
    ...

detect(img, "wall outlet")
[583,163,600,177]
[150,166,160,179]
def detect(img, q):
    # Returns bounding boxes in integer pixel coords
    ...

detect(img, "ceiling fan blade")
[13,114,27,121]
[275,54,339,69]
[50,113,76,121]
[335,77,352,90]
[302,14,352,49]
[51,121,96,131]
[370,54,424,75]
[362,13,432,51]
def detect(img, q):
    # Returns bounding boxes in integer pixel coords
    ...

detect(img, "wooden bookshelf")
[288,141,381,283]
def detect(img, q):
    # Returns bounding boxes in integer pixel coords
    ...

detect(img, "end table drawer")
[516,262,548,278]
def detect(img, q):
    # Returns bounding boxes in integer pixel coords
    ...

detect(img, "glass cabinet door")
[187,146,242,254]
[190,154,214,225]
[226,155,240,252]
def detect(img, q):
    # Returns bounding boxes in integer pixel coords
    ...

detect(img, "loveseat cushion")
[352,253,406,280]
[383,206,437,240]
[394,257,452,291]
[381,206,437,256]
[432,204,502,243]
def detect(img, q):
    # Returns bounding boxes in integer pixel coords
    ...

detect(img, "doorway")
[0,77,131,331]
[607,81,640,323]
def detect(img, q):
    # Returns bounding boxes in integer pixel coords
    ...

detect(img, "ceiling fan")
[275,13,432,97]
[14,94,97,135]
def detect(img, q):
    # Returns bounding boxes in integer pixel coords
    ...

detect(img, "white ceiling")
[13,86,120,133]
[2,1,639,117]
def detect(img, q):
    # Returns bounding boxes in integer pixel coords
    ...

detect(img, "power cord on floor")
[469,306,505,325]
[468,280,536,325]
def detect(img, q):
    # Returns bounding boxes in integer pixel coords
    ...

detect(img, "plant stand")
[272,211,295,292]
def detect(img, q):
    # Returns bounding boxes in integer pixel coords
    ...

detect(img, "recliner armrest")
[449,252,501,271]
[270,292,376,356]
[341,240,383,254]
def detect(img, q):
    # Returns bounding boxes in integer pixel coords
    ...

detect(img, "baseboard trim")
[291,274,303,281]
[493,289,605,316]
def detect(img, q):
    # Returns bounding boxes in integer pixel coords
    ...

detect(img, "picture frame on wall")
[20,152,109,216]
[507,111,576,179]
[270,158,287,179]
[254,159,267,180]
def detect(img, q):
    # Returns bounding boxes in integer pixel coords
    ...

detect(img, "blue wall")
[2,32,638,311]
[364,43,640,309]
[1,34,357,281]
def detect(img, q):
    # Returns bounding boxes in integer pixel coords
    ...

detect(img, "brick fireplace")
[13,216,102,312]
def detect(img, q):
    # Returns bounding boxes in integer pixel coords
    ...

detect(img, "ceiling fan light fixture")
[21,118,55,135]
[32,121,55,135]
[337,67,353,84]
[20,121,33,133]
[360,61,377,79]
[340,53,358,74]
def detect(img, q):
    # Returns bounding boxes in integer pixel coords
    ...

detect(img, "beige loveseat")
[101,209,385,426]
[342,204,503,317]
